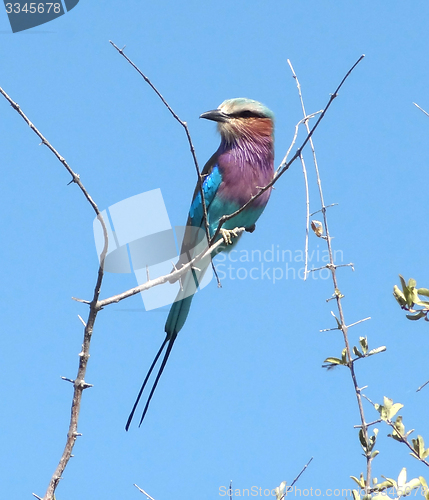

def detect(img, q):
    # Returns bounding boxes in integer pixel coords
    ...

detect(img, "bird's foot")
[220,228,239,245]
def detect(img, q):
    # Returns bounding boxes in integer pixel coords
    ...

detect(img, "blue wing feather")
[189,165,222,232]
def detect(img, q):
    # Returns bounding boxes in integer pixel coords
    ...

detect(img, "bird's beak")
[199,109,229,123]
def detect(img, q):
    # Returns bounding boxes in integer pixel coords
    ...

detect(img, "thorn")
[72,296,91,304]
[61,376,75,384]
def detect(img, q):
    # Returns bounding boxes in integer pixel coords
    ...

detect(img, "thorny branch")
[286,57,373,493]
[0,86,109,500]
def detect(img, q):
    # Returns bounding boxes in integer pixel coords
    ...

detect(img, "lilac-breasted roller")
[126,98,274,429]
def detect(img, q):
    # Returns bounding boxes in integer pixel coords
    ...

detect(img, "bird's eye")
[239,110,256,118]
[231,109,265,119]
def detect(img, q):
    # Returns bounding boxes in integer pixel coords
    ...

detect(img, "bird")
[125,98,275,430]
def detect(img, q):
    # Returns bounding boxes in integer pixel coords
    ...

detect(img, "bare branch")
[413,102,429,118]
[280,457,314,500]
[134,484,157,500]
[347,317,371,329]
[417,379,429,392]
[298,152,310,280]
[289,456,314,488]
[354,419,382,429]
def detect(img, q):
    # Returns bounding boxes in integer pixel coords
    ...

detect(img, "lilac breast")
[217,137,274,210]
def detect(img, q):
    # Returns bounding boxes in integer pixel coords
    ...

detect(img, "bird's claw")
[220,228,239,245]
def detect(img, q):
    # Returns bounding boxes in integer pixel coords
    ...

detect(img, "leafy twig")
[286,57,373,493]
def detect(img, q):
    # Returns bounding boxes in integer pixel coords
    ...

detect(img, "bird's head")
[200,98,274,144]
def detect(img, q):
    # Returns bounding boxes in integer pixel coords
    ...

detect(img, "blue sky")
[1,1,429,499]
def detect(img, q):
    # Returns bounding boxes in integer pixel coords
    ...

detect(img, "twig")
[347,317,371,329]
[361,393,376,407]
[210,55,365,245]
[134,484,157,500]
[310,203,338,216]
[308,263,354,273]
[280,457,314,500]
[385,420,429,468]
[274,111,322,177]
[0,86,109,500]
[413,102,429,118]
[72,297,91,305]
[109,41,220,286]
[289,456,313,488]
[299,152,310,279]
[417,379,429,392]
[354,419,382,429]
[77,315,87,327]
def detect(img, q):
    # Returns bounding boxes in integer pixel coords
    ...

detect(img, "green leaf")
[351,490,360,500]
[359,337,368,354]
[388,416,405,441]
[397,467,407,491]
[393,285,407,306]
[341,348,348,364]
[376,477,396,491]
[324,357,344,365]
[331,311,342,329]
[275,481,287,500]
[408,278,417,288]
[367,428,378,452]
[418,288,429,297]
[411,435,429,460]
[404,477,422,494]
[353,346,364,358]
[406,311,426,321]
[418,477,429,500]
[376,397,404,420]
[367,346,387,356]
[413,299,429,308]
[359,428,368,450]
[371,450,379,459]
[399,274,407,292]
[399,275,416,307]
[350,474,365,489]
